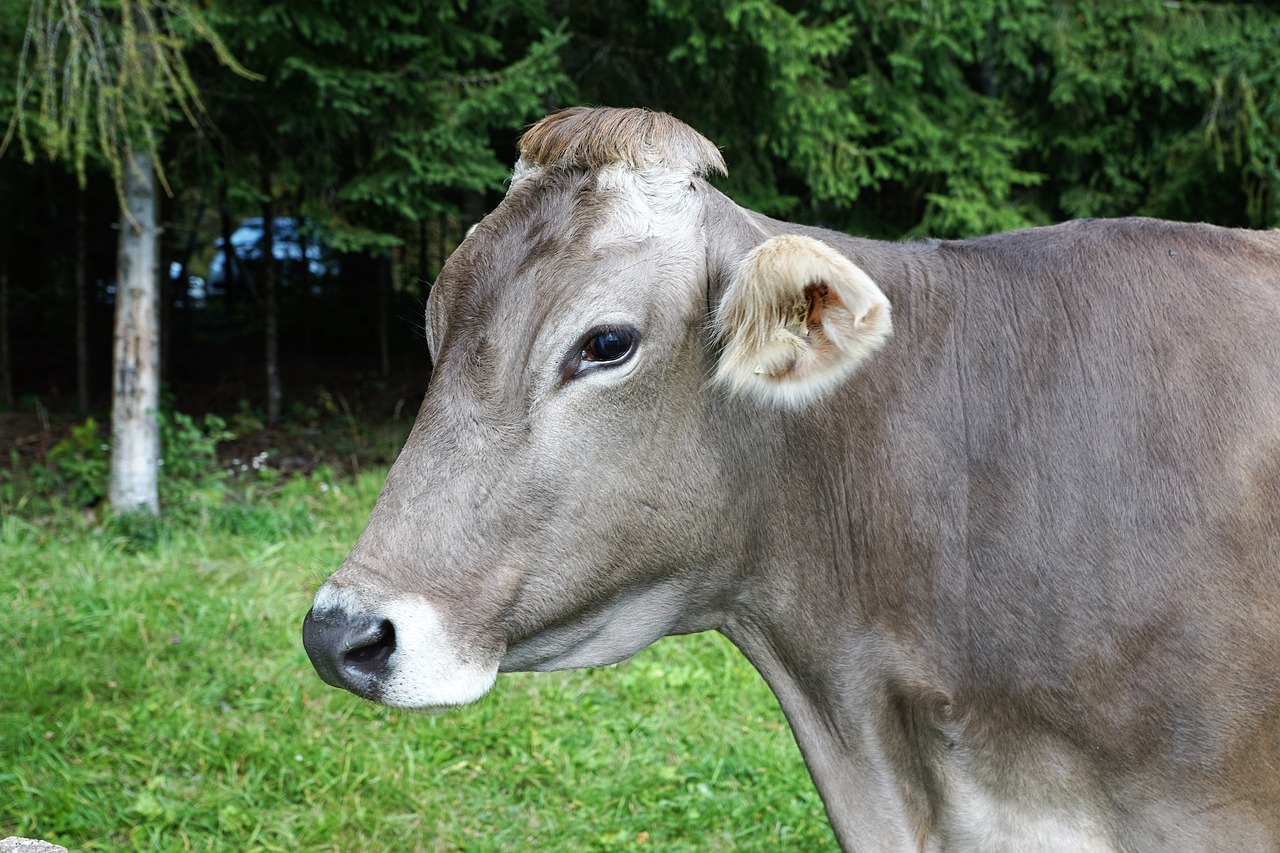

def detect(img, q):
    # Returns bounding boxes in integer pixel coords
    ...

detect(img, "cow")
[303,106,1280,852]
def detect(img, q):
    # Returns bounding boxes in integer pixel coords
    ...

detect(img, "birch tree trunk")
[109,150,162,515]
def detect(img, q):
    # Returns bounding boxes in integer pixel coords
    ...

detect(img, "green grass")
[0,469,837,851]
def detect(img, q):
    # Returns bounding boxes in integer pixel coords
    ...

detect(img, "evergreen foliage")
[4,0,1278,240]
[204,0,571,251]
[562,0,1280,236]
[1,0,253,190]
[0,0,1277,414]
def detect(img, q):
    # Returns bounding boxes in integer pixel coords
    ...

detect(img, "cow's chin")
[371,660,498,713]
[499,578,705,673]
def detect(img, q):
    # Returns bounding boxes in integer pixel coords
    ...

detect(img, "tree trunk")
[109,150,162,515]
[298,214,314,357]
[262,194,281,426]
[165,201,205,382]
[75,190,89,412]
[378,252,391,378]
[418,217,427,288]
[219,208,238,306]
[0,234,12,410]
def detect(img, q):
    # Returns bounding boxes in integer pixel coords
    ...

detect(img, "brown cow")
[304,107,1280,851]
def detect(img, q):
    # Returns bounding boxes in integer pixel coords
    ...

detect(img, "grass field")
[1,467,838,851]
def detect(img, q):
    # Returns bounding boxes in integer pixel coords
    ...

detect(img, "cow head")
[302,107,891,710]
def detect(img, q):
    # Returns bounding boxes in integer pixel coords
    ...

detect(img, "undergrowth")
[2,409,234,523]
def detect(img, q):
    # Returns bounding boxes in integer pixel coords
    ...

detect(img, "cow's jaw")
[303,583,499,711]
[500,576,715,672]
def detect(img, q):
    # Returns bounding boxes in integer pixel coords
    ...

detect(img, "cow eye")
[569,325,639,377]
[583,327,636,363]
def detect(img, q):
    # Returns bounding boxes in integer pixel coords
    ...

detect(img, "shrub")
[2,410,235,516]
[43,416,110,507]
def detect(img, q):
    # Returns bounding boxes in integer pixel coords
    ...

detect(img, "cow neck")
[721,608,927,849]
[715,391,950,848]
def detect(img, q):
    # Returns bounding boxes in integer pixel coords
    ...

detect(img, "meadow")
[1,457,838,851]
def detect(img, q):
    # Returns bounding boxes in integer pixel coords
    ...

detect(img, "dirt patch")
[0,412,64,470]
[1,365,425,479]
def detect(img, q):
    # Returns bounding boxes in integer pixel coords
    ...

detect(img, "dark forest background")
[2,0,1277,420]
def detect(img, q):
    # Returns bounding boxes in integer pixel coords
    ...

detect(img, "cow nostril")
[343,618,396,675]
[302,609,397,694]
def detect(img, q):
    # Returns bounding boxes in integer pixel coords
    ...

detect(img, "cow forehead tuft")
[515,106,726,180]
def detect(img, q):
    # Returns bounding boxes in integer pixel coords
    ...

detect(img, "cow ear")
[713,234,892,407]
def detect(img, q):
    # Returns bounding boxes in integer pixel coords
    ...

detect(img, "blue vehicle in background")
[192,217,337,306]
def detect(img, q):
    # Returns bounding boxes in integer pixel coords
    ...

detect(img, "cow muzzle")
[302,608,396,696]
[301,584,500,710]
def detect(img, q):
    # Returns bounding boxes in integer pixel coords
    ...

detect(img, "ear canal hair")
[714,234,892,407]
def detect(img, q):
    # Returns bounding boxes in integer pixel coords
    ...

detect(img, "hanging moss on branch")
[2,0,258,194]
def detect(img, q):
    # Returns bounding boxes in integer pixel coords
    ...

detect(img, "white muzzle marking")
[312,584,499,711]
